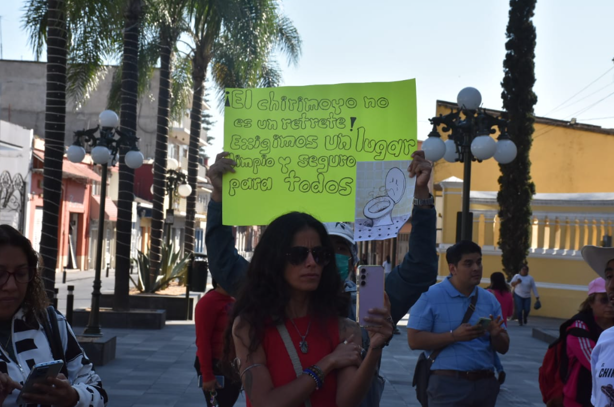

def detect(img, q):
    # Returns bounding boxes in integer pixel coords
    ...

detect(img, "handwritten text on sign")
[222,80,417,225]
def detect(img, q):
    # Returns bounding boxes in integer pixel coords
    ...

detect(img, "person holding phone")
[222,211,393,407]
[206,150,437,406]
[194,279,241,407]
[407,241,509,407]
[0,225,106,407]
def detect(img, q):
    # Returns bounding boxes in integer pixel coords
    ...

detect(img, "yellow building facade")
[433,100,614,319]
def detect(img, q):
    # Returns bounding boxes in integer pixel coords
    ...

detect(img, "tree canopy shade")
[498,0,538,279]
[183,0,302,252]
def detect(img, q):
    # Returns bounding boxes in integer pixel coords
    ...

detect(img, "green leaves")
[131,241,192,293]
[498,0,538,279]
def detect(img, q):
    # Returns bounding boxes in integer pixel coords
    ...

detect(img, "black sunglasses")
[286,246,332,266]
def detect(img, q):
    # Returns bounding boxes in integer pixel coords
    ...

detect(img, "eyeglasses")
[286,246,332,266]
[0,267,35,287]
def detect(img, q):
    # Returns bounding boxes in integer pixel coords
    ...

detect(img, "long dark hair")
[0,225,49,322]
[223,212,348,365]
[489,272,510,293]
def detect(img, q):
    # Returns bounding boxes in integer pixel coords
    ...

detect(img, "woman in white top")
[510,264,539,326]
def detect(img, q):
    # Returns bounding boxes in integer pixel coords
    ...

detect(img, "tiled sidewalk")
[86,315,555,407]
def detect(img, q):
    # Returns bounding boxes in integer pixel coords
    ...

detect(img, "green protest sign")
[222,79,417,225]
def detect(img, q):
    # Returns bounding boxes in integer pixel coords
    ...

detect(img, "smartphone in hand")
[215,375,225,389]
[357,265,385,327]
[475,317,492,330]
[16,360,64,404]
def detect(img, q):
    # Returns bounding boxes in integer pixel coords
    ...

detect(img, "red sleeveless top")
[246,315,340,407]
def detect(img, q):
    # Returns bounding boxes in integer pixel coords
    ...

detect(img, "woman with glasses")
[0,225,106,407]
[223,212,393,407]
[557,278,614,407]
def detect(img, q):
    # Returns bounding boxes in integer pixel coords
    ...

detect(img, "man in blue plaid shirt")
[407,241,510,407]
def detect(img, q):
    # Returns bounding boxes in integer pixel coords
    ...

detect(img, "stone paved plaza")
[57,269,560,406]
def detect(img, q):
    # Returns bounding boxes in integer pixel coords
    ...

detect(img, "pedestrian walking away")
[511,264,540,326]
[204,150,439,406]
[407,241,510,407]
[487,271,513,384]
[0,225,107,407]
[222,211,394,407]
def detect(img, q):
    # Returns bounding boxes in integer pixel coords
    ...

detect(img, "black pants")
[202,360,241,407]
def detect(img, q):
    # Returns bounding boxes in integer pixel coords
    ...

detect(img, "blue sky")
[2,0,614,159]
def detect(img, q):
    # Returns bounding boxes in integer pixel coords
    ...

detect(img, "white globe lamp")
[177,183,192,198]
[125,150,144,169]
[457,87,482,111]
[443,139,459,163]
[167,158,179,171]
[471,135,497,161]
[422,136,446,162]
[150,185,154,195]
[91,146,111,165]
[99,110,119,128]
[494,139,518,164]
[67,145,86,163]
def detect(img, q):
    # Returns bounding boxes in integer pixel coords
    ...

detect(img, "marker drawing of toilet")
[363,167,406,227]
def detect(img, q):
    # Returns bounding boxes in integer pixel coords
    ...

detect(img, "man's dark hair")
[446,240,482,265]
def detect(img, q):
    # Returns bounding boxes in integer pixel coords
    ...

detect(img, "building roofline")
[436,100,614,136]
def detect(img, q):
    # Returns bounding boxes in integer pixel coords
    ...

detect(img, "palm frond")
[170,52,193,122]
[21,0,48,60]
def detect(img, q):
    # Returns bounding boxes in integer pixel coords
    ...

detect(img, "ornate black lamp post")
[66,110,144,336]
[422,87,518,242]
[151,158,192,247]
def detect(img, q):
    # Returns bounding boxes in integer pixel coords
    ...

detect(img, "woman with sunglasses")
[223,212,393,407]
[0,225,106,407]
[556,278,614,407]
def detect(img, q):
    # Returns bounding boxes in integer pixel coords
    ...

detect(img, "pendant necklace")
[289,317,312,354]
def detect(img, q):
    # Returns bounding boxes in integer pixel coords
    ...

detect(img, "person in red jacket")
[195,279,240,407]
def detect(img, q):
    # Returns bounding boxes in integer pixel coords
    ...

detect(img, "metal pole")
[83,163,107,336]
[53,288,59,309]
[66,285,74,325]
[165,180,174,248]
[186,253,193,320]
[460,133,472,242]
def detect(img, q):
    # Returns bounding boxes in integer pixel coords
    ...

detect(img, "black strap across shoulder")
[42,306,68,377]
[428,289,479,363]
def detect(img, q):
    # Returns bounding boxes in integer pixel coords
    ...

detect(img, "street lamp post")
[422,87,518,242]
[67,110,144,336]
[151,158,192,247]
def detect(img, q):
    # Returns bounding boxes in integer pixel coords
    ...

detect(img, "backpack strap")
[42,306,68,377]
[428,289,479,363]
[277,323,312,407]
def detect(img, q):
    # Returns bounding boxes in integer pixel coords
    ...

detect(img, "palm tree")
[37,0,68,300]
[23,0,120,299]
[113,0,144,311]
[148,0,191,288]
[183,0,301,252]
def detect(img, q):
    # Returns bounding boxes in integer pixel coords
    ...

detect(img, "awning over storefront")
[34,151,101,182]
[90,196,118,221]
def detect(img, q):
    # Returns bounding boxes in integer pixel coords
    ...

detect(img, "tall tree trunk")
[113,0,142,311]
[149,32,174,284]
[185,51,209,253]
[498,0,538,279]
[39,0,67,301]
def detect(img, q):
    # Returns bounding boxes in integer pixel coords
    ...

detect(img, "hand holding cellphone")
[357,265,385,327]
[16,360,64,404]
[475,317,492,330]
